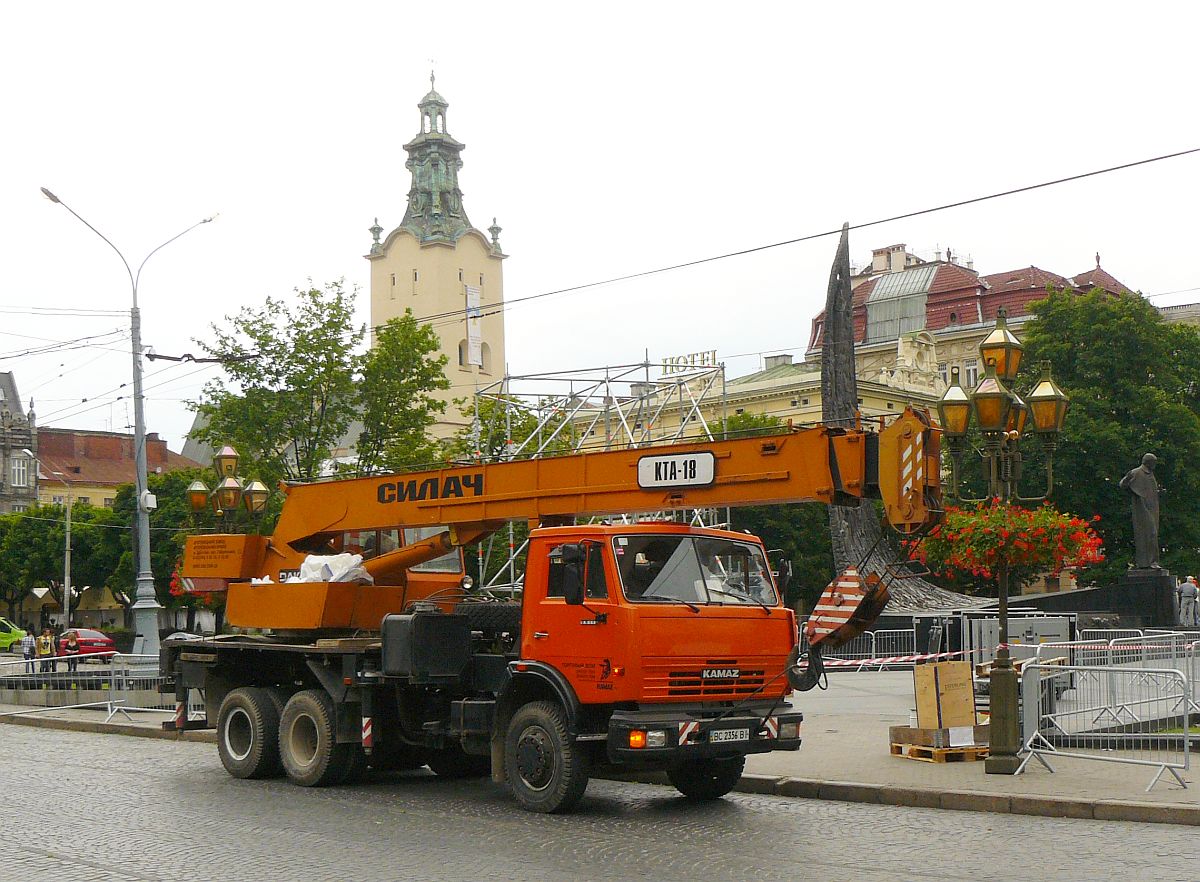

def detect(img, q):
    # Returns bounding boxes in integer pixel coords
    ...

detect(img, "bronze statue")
[1120,453,1162,569]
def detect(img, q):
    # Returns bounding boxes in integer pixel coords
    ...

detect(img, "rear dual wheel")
[217,687,283,779]
[279,689,352,787]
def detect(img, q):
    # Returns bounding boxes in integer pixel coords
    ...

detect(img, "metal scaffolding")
[465,361,728,589]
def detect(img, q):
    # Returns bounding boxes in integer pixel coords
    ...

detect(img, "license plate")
[709,728,750,743]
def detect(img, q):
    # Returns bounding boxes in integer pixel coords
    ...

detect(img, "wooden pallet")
[890,742,989,763]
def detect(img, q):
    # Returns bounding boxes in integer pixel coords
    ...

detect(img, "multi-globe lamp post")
[187,446,270,521]
[936,308,1070,774]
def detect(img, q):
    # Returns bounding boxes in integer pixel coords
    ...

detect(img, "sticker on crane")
[901,433,924,498]
[805,568,865,641]
[762,717,779,739]
[174,702,186,729]
[637,452,716,489]
[361,716,373,749]
[678,720,701,743]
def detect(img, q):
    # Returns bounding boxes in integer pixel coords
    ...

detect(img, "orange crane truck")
[162,408,940,812]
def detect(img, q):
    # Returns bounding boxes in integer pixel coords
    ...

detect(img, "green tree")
[1019,287,1200,580]
[721,412,835,610]
[356,310,450,474]
[190,282,363,488]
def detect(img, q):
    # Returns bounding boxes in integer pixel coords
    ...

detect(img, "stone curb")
[3,713,1196,825]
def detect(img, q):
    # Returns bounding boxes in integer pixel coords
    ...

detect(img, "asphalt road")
[2,726,1192,882]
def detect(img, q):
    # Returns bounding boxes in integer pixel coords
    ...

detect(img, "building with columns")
[0,372,37,514]
[366,78,507,437]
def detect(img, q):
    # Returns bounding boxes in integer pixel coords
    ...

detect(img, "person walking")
[62,630,81,673]
[35,628,56,673]
[20,629,37,674]
[1181,576,1200,628]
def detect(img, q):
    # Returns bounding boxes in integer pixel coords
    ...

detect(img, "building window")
[948,312,958,325]
[735,408,745,415]
[104,498,115,508]
[802,398,809,406]
[10,455,28,488]
[390,273,396,286]
[887,402,895,410]
[458,269,463,282]
[52,495,65,505]
[412,270,419,283]
[11,504,27,513]
[964,358,979,388]
[77,496,90,506]
[790,399,798,407]
[938,363,948,386]
[479,274,484,286]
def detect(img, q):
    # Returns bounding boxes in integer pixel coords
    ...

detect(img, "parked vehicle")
[163,409,941,812]
[58,628,116,658]
[0,617,26,652]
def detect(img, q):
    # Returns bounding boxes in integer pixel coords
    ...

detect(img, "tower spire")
[400,79,470,242]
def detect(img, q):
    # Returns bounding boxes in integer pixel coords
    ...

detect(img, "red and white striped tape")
[174,701,186,728]
[361,716,373,749]
[821,648,972,668]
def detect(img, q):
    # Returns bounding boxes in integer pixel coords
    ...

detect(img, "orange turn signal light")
[628,730,647,749]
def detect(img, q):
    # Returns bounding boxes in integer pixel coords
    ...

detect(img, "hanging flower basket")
[907,500,1104,583]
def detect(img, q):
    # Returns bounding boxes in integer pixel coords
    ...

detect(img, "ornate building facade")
[366,78,507,437]
[0,372,37,514]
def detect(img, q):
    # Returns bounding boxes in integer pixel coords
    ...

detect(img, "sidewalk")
[1,673,1197,825]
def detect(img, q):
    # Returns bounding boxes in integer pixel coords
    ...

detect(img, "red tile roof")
[1072,266,1130,294]
[34,428,202,490]
[980,266,1072,295]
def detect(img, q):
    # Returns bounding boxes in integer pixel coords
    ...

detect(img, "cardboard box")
[914,661,976,728]
[889,724,990,749]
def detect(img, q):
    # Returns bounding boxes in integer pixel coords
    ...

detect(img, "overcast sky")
[3,1,1198,452]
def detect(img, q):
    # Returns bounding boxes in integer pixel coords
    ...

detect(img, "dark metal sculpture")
[1120,453,1162,569]
[820,224,972,611]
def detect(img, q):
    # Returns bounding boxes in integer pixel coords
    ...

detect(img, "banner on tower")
[465,286,483,366]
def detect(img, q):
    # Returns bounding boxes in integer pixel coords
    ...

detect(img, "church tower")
[367,76,507,437]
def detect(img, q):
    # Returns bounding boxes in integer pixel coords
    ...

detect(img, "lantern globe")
[214,445,240,478]
[978,308,1024,382]
[215,476,243,513]
[970,361,1013,433]
[186,480,210,512]
[1007,392,1029,436]
[1026,362,1070,434]
[937,366,972,438]
[242,480,270,514]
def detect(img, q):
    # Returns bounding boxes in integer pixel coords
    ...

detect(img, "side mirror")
[558,543,586,606]
[768,549,793,597]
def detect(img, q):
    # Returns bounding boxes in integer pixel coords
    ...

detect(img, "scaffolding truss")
[465,362,729,588]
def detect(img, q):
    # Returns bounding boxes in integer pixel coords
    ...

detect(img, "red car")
[58,628,116,659]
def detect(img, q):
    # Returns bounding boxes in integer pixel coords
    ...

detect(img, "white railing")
[0,652,203,717]
[1019,662,1190,792]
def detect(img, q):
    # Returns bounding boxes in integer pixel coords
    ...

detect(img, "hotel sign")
[661,349,718,375]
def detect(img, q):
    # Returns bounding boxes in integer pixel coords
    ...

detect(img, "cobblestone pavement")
[1,726,1192,882]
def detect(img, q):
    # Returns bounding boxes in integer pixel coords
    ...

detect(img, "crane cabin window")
[547,543,609,599]
[614,535,777,607]
[407,525,463,573]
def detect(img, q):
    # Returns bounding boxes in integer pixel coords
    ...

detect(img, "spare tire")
[454,601,522,635]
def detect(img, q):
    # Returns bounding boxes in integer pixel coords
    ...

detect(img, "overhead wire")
[392,146,1200,333]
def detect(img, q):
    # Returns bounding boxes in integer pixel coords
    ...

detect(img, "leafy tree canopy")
[1019,287,1200,580]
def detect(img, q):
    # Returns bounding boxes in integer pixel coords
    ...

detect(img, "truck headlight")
[459,575,474,591]
[779,722,800,740]
[646,729,667,748]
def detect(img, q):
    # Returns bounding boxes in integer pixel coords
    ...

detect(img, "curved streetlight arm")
[41,188,134,289]
[134,215,217,296]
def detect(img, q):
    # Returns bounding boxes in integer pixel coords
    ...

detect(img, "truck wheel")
[216,687,282,779]
[454,601,522,635]
[279,689,350,787]
[427,744,491,779]
[504,701,589,813]
[667,756,745,800]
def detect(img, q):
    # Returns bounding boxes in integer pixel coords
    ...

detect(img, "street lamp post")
[40,188,215,657]
[936,308,1070,775]
[23,450,72,629]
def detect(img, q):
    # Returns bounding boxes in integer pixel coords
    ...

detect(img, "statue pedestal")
[1117,568,1176,626]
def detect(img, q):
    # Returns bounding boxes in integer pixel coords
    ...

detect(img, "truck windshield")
[613,535,778,607]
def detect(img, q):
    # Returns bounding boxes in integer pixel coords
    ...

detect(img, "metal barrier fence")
[0,652,204,718]
[1080,628,1143,643]
[1019,662,1190,791]
[814,629,918,671]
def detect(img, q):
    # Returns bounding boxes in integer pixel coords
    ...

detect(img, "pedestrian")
[62,629,81,673]
[1182,577,1200,628]
[36,628,56,673]
[20,629,37,674]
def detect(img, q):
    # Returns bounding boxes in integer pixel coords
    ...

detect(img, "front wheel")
[667,756,745,800]
[504,701,589,813]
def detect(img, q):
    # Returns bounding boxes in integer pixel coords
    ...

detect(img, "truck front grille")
[642,657,771,699]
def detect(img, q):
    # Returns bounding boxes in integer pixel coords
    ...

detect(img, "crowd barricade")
[1018,662,1189,791]
[0,651,204,719]
[1079,628,1143,643]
